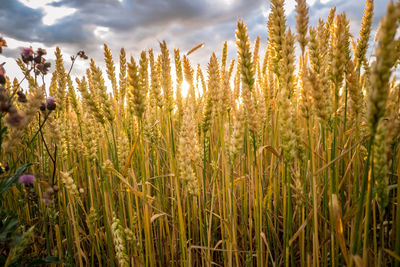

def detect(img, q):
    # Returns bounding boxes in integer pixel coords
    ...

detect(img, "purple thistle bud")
[19,174,36,187]
[37,62,51,75]
[40,102,46,111]
[36,48,47,57]
[0,63,5,85]
[77,50,88,60]
[46,96,56,110]
[21,47,34,64]
[17,91,27,103]
[34,55,44,64]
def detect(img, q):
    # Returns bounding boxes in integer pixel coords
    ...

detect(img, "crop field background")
[0,0,400,266]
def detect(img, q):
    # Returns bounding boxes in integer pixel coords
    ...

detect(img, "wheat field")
[0,0,400,266]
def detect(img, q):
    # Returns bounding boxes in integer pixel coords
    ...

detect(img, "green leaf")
[0,163,34,196]
[26,256,62,266]
[0,216,19,242]
[0,126,7,138]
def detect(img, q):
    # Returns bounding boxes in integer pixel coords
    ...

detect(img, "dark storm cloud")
[0,0,43,41]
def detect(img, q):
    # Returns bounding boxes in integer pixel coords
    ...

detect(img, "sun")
[182,80,190,98]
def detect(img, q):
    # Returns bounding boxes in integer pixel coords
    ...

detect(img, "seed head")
[5,107,25,128]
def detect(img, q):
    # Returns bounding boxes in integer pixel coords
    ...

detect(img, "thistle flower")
[19,174,36,187]
[36,61,51,75]
[21,47,34,64]
[36,48,46,57]
[77,50,88,60]
[33,48,46,64]
[46,96,57,110]
[17,90,27,103]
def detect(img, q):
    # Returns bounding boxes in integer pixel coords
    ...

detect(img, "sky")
[0,0,391,94]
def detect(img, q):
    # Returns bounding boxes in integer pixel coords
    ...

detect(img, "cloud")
[308,0,390,36]
[0,0,43,41]
[0,0,393,80]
